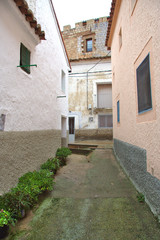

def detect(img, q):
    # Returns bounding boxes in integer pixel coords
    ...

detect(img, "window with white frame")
[61,70,65,93]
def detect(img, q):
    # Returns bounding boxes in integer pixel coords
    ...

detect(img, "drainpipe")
[86,59,103,110]
[86,51,111,110]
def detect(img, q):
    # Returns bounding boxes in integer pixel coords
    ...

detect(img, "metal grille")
[98,115,113,128]
[136,54,152,113]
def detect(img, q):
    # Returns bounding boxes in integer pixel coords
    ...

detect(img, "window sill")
[94,107,112,113]
[17,67,32,79]
[138,107,152,115]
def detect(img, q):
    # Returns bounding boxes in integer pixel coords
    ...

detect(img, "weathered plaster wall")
[68,59,112,129]
[111,0,160,179]
[63,17,112,137]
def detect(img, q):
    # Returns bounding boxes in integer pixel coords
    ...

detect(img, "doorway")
[69,117,75,143]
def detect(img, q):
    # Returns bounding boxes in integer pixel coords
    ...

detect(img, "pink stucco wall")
[111,0,160,179]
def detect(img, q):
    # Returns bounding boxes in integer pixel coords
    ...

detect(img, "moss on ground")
[6,149,160,240]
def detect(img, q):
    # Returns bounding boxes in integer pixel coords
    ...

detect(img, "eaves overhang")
[13,0,45,41]
[105,0,122,50]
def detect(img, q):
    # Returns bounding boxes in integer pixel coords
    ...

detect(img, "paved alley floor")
[8,144,160,240]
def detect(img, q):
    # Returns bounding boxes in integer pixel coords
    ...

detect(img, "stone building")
[62,17,112,142]
[106,0,160,218]
[0,0,70,193]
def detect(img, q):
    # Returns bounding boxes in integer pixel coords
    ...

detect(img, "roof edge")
[105,0,122,49]
[13,0,45,40]
[49,0,71,70]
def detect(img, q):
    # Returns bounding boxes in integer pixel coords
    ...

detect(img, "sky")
[53,0,112,30]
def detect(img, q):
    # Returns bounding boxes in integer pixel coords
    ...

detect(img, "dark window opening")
[136,54,152,113]
[86,39,92,52]
[83,21,87,26]
[117,100,120,123]
[20,43,31,74]
[69,117,75,134]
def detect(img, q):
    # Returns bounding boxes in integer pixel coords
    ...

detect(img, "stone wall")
[114,138,160,218]
[75,128,113,140]
[0,130,61,194]
[62,17,110,61]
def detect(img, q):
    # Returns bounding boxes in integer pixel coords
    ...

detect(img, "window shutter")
[98,115,113,128]
[20,43,30,74]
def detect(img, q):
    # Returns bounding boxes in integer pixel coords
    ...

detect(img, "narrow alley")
[9,141,160,240]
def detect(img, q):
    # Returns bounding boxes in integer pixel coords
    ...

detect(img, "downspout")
[86,59,103,110]
[86,51,111,109]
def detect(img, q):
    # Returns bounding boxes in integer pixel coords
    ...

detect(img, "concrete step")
[69,148,93,155]
[68,143,98,149]
[68,143,97,155]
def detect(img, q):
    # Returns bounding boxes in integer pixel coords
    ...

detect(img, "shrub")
[0,192,27,220]
[0,170,54,221]
[18,170,54,194]
[56,147,72,166]
[137,192,145,203]
[40,158,60,173]
[0,209,14,227]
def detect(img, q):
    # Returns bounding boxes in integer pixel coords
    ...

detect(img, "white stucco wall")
[69,59,112,129]
[111,0,160,178]
[0,0,69,131]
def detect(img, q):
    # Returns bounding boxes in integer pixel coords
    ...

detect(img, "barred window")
[136,54,152,113]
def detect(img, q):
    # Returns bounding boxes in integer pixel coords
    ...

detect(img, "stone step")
[69,148,93,155]
[68,143,98,149]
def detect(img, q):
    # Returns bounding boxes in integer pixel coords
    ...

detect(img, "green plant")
[0,209,14,227]
[0,170,55,221]
[137,192,145,203]
[18,170,54,194]
[40,158,60,173]
[56,147,72,166]
[0,191,29,220]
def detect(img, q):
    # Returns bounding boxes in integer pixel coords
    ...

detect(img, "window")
[98,115,113,128]
[117,100,120,123]
[86,39,92,52]
[61,70,66,93]
[97,84,112,108]
[20,43,31,74]
[136,54,152,113]
[119,28,122,50]
[83,21,87,26]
